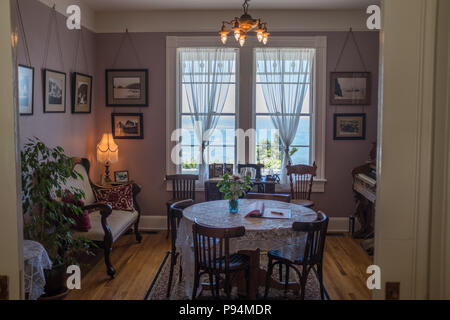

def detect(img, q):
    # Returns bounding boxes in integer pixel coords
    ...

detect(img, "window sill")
[166,179,327,193]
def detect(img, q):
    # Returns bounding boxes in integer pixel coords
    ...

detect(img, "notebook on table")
[245,201,291,219]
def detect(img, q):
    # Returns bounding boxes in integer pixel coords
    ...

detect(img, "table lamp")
[97,133,118,183]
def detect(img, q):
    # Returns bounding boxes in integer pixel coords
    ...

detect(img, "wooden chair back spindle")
[166,174,198,201]
[192,222,245,274]
[286,162,317,201]
[292,211,328,265]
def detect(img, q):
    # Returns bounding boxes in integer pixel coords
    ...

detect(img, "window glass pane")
[181,145,200,174]
[290,147,310,165]
[181,116,200,145]
[255,84,269,113]
[292,116,311,146]
[182,84,236,113]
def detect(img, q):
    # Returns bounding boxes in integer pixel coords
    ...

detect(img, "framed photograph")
[209,164,224,178]
[106,69,148,107]
[224,164,234,175]
[214,164,224,178]
[18,65,34,115]
[43,69,66,113]
[331,72,371,105]
[111,113,144,139]
[334,113,366,140]
[72,72,92,113]
[114,171,129,183]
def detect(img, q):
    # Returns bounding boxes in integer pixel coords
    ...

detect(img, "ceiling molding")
[94,9,372,33]
[38,0,96,31]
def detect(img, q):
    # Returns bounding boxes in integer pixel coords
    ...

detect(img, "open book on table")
[245,201,292,219]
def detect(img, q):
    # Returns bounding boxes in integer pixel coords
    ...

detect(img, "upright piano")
[351,143,377,255]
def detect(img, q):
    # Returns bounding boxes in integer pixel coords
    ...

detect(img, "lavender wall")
[93,31,379,218]
[17,0,97,163]
[19,0,379,219]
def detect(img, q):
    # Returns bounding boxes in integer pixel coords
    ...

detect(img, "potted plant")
[21,138,96,299]
[217,173,252,213]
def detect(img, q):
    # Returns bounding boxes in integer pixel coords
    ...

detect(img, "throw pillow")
[94,184,134,212]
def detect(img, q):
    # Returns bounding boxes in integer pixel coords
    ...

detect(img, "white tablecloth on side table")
[23,240,52,300]
[176,199,318,298]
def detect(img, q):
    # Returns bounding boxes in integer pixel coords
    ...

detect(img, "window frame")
[251,38,327,192]
[166,36,327,192]
[178,47,239,174]
[254,48,315,170]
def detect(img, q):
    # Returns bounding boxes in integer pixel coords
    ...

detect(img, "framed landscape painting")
[112,113,144,139]
[72,72,92,113]
[18,65,34,115]
[43,69,66,113]
[106,69,148,107]
[331,72,371,105]
[334,113,366,140]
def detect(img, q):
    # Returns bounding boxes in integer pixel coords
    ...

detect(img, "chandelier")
[219,0,270,47]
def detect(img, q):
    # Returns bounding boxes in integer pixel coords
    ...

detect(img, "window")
[167,36,326,190]
[178,48,238,175]
[254,48,315,176]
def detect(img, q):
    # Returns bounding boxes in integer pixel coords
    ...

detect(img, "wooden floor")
[66,232,373,300]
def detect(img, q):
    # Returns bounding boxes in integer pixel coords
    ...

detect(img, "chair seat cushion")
[73,210,138,242]
[291,199,315,208]
[214,253,250,271]
[268,244,306,264]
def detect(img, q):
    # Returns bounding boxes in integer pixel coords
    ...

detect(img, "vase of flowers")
[217,173,252,213]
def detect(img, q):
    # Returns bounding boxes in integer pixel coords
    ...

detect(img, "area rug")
[145,252,330,300]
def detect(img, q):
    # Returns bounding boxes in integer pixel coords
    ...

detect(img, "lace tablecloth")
[176,199,318,297]
[23,240,52,300]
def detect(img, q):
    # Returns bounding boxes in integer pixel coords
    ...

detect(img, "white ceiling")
[82,0,380,12]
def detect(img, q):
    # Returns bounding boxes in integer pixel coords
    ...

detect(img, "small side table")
[23,240,52,300]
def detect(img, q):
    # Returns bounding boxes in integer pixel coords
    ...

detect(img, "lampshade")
[97,133,119,164]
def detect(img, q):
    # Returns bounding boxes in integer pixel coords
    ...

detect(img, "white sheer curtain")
[256,48,314,183]
[181,48,236,182]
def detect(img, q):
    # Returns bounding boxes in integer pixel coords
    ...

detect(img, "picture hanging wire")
[42,4,65,70]
[72,29,90,74]
[111,28,143,68]
[333,27,368,72]
[16,0,32,67]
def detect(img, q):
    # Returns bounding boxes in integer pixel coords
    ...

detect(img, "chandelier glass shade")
[219,0,269,47]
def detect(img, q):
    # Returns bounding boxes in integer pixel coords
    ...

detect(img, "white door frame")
[0,0,24,300]
[374,0,438,299]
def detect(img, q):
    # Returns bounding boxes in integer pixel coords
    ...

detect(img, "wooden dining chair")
[286,162,317,208]
[165,174,198,238]
[192,221,250,300]
[246,193,291,203]
[264,211,329,300]
[167,199,194,298]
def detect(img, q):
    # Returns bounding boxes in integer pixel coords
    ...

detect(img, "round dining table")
[176,199,318,299]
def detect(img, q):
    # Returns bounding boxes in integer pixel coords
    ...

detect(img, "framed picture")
[334,113,366,140]
[18,65,34,115]
[209,164,224,178]
[114,170,129,183]
[106,69,148,107]
[330,72,371,105]
[43,69,66,113]
[111,113,144,139]
[72,72,92,113]
[224,164,234,175]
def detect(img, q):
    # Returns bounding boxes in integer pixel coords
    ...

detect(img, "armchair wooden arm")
[83,202,112,217]
[71,157,143,279]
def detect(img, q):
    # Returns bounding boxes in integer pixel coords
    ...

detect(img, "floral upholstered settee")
[65,158,142,278]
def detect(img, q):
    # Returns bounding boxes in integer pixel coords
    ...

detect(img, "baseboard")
[327,217,350,233]
[140,215,167,231]
[140,215,349,233]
